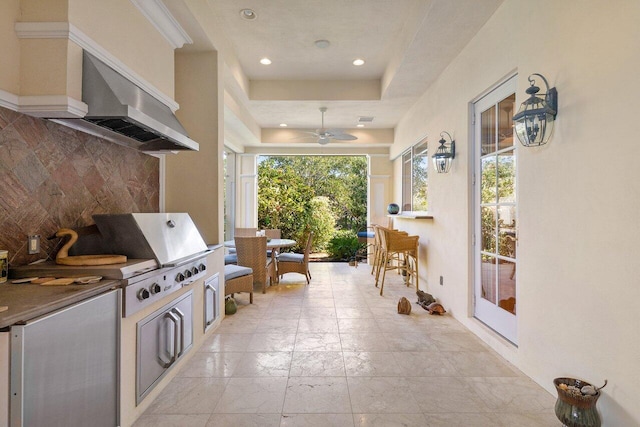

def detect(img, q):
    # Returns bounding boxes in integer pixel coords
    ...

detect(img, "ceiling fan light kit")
[306,107,358,145]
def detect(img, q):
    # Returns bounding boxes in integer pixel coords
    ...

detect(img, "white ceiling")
[166,0,504,147]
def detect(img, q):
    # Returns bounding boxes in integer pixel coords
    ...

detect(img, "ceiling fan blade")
[329,133,358,141]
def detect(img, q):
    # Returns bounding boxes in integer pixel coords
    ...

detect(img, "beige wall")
[10,0,175,102]
[166,51,224,245]
[0,1,20,95]
[391,0,640,425]
[67,0,175,98]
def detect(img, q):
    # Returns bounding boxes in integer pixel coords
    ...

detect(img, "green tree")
[258,156,367,232]
[307,196,336,250]
[257,163,314,245]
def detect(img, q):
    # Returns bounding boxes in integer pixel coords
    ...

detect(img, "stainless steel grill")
[14,213,212,317]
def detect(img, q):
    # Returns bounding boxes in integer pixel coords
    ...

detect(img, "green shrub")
[326,230,364,261]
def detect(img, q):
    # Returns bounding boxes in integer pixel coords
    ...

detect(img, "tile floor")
[134,262,558,427]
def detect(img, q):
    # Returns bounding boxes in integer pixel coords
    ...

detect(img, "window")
[401,139,429,211]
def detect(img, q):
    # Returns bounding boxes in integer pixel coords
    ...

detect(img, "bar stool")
[375,227,419,296]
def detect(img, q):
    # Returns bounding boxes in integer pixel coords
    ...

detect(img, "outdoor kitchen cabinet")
[9,289,120,427]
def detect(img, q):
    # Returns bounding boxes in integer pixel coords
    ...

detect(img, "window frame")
[401,137,429,212]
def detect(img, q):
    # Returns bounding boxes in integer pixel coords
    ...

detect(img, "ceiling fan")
[306,107,358,145]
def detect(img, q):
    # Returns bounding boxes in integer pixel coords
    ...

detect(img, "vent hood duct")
[54,51,199,152]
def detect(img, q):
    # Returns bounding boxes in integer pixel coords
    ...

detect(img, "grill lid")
[92,213,208,267]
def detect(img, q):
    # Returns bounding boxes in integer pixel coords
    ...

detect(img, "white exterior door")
[473,76,518,344]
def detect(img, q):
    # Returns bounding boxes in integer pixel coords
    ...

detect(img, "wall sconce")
[432,131,455,173]
[513,73,558,147]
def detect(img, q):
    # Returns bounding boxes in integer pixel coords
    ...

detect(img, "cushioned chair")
[264,228,281,258]
[235,236,276,293]
[277,232,313,284]
[224,264,254,303]
[234,227,258,237]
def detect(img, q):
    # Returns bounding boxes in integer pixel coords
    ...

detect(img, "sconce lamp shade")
[513,73,558,147]
[432,131,455,173]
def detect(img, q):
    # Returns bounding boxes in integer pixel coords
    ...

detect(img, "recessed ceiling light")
[314,39,330,49]
[357,124,365,128]
[260,57,272,65]
[240,9,257,20]
[352,58,365,66]
[279,123,287,127]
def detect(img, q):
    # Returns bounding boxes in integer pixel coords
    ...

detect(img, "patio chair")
[264,228,281,258]
[277,232,313,284]
[374,227,419,296]
[234,227,258,237]
[235,236,276,293]
[224,264,254,303]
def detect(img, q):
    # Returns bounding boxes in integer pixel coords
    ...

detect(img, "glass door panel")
[473,75,518,344]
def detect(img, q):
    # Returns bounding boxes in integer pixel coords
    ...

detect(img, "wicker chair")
[374,227,419,296]
[234,236,276,293]
[277,232,313,284]
[234,227,258,237]
[224,264,254,303]
[264,228,281,258]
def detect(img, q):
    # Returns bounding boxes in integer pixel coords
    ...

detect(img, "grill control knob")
[198,263,206,272]
[137,288,150,301]
[149,283,161,295]
[191,267,199,276]
[176,273,185,282]
[184,269,193,278]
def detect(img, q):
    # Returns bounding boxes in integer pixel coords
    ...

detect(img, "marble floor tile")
[466,376,556,413]
[215,318,260,334]
[353,413,429,427]
[406,376,491,413]
[294,333,342,351]
[132,414,211,427]
[335,306,374,318]
[347,377,421,414]
[340,333,390,352]
[338,318,380,333]
[391,351,459,377]
[283,377,352,413]
[382,332,436,351]
[297,317,340,333]
[213,377,288,413]
[255,318,300,334]
[199,333,253,352]
[428,332,488,352]
[206,413,281,427]
[281,413,355,426]
[444,351,521,377]
[299,307,337,318]
[290,351,346,376]
[177,352,243,378]
[146,377,228,414]
[302,297,336,307]
[246,333,296,352]
[420,412,502,426]
[232,351,293,377]
[136,262,556,426]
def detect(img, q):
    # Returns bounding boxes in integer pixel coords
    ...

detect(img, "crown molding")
[14,21,179,112]
[0,90,88,118]
[130,0,193,49]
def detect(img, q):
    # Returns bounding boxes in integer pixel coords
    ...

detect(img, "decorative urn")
[387,203,400,214]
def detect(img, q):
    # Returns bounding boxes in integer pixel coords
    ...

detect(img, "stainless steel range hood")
[55,51,199,152]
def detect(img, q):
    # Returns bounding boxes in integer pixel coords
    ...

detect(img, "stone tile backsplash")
[0,106,159,267]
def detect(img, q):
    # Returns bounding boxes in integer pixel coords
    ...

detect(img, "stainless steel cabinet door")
[10,290,120,427]
[204,274,219,332]
[137,291,192,404]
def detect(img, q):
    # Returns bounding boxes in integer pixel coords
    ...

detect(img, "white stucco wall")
[391,1,640,425]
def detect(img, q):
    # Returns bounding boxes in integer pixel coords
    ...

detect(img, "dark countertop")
[0,280,120,328]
